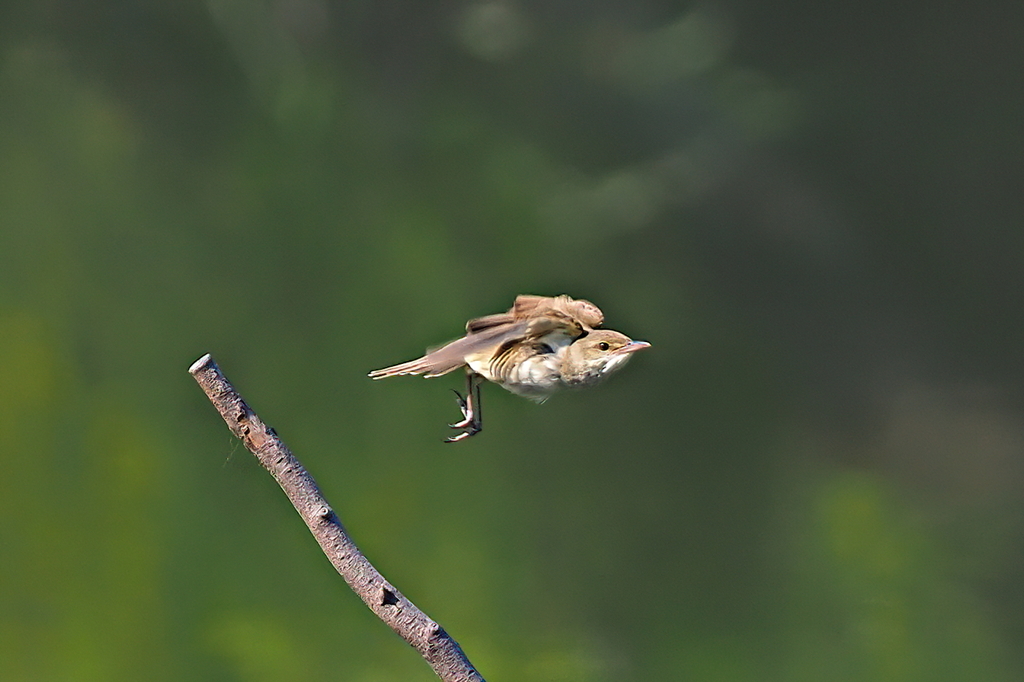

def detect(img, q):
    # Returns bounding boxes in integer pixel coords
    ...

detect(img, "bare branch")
[189,353,485,682]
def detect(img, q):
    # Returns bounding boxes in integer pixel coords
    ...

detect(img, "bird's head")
[561,330,650,386]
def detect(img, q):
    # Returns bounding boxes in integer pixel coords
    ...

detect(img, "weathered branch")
[189,353,485,682]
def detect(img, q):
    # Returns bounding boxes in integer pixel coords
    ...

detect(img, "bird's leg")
[448,390,471,428]
[447,370,479,428]
[445,370,483,442]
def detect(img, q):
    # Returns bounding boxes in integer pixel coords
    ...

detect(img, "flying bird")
[369,294,650,441]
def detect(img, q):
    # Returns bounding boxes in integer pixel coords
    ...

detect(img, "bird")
[368,294,650,441]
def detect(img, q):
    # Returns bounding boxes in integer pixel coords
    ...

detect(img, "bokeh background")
[3,1,1023,680]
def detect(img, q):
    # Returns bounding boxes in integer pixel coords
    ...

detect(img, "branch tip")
[189,353,214,375]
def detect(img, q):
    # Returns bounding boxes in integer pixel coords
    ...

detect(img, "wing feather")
[466,294,604,333]
[369,322,528,379]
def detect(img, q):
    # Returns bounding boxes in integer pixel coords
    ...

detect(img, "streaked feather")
[368,322,529,379]
[370,294,604,385]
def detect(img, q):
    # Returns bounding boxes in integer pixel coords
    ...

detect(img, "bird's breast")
[502,354,563,400]
[468,352,562,402]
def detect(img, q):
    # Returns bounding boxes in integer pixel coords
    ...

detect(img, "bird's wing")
[464,311,516,333]
[371,295,603,379]
[466,294,604,333]
[513,294,604,328]
[521,308,586,339]
[369,322,530,379]
[483,309,588,383]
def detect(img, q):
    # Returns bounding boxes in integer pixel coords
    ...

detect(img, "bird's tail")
[368,354,463,379]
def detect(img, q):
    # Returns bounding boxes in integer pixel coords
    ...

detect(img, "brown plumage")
[368,294,599,380]
[369,294,648,441]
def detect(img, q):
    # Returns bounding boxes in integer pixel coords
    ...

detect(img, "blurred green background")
[3,1,1023,680]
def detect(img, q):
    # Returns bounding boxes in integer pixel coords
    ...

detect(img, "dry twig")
[189,353,484,682]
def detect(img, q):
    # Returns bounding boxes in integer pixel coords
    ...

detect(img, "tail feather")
[368,355,464,379]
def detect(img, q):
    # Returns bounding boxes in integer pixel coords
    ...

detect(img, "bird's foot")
[445,389,481,442]
[448,389,473,429]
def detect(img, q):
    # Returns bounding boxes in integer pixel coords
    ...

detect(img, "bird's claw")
[444,425,480,443]
[448,390,473,429]
[443,371,483,443]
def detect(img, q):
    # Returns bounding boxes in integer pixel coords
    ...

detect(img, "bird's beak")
[616,340,651,354]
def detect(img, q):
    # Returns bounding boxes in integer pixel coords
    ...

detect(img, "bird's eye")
[598,342,610,351]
